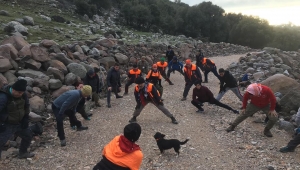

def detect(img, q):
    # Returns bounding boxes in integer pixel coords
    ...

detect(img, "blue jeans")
[216,87,243,101]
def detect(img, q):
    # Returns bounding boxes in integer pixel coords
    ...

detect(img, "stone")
[64,73,77,85]
[114,53,128,64]
[278,53,294,68]
[245,67,255,74]
[49,45,62,53]
[263,47,280,54]
[51,85,70,98]
[29,96,45,114]
[3,71,17,85]
[25,59,41,70]
[32,87,42,94]
[73,52,87,61]
[81,45,90,54]
[30,45,50,62]
[67,63,87,79]
[29,112,42,122]
[42,60,67,74]
[40,15,51,21]
[52,53,74,66]
[0,73,8,88]
[4,21,28,36]
[79,62,93,73]
[96,38,116,48]
[40,39,58,48]
[0,44,18,60]
[253,72,264,80]
[22,77,34,86]
[0,57,13,73]
[49,79,62,90]
[99,57,116,70]
[47,67,64,81]
[17,69,47,79]
[89,47,100,57]
[33,75,50,91]
[261,74,300,95]
[278,119,295,134]
[281,64,292,71]
[0,10,9,16]
[280,86,300,114]
[0,35,29,51]
[23,16,34,26]
[269,67,276,74]
[51,15,66,23]
[18,45,32,57]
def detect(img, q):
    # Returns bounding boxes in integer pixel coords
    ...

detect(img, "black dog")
[153,132,189,155]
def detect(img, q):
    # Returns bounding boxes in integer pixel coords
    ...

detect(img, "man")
[181,59,202,101]
[146,64,163,97]
[166,45,175,63]
[74,82,93,120]
[106,63,123,108]
[156,57,173,85]
[191,81,239,114]
[124,64,142,95]
[93,123,143,170]
[84,68,101,107]
[129,77,178,124]
[197,55,220,83]
[226,83,278,137]
[195,49,204,66]
[280,132,300,153]
[167,56,184,79]
[52,85,91,146]
[137,56,149,76]
[216,68,243,101]
[0,79,34,159]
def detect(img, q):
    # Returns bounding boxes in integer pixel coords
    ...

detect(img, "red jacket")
[242,85,276,110]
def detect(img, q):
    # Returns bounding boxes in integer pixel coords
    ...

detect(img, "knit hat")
[12,79,27,92]
[246,83,262,96]
[87,69,94,76]
[135,77,145,84]
[124,123,142,142]
[81,85,92,96]
[160,57,165,61]
[185,59,191,65]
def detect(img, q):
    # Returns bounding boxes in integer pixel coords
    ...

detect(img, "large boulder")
[33,75,50,91]
[30,45,50,62]
[29,96,45,113]
[49,79,62,90]
[4,21,28,36]
[0,10,9,16]
[114,53,128,64]
[178,43,194,59]
[0,73,8,88]
[278,53,295,68]
[261,74,300,95]
[0,36,29,51]
[99,57,116,70]
[39,39,58,48]
[0,44,18,60]
[73,52,87,61]
[42,60,67,74]
[280,86,300,114]
[47,67,64,81]
[64,73,77,85]
[3,71,17,84]
[24,59,41,70]
[51,85,70,98]
[0,57,13,73]
[23,16,34,26]
[67,63,87,78]
[96,38,116,48]
[18,45,32,57]
[29,112,42,122]
[52,53,74,66]
[17,69,47,79]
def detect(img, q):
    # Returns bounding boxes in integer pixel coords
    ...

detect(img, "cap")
[12,79,27,92]
[195,80,202,85]
[160,57,165,61]
[81,85,92,96]
[135,77,145,84]
[124,123,142,142]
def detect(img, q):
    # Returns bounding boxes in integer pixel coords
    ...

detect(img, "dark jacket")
[134,83,162,106]
[107,67,121,88]
[198,58,216,71]
[195,53,204,65]
[183,64,202,83]
[53,90,82,115]
[0,85,30,124]
[84,73,100,93]
[192,86,215,103]
[219,71,238,91]
[93,156,130,170]
[166,50,175,62]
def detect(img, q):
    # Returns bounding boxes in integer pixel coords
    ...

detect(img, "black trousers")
[204,66,220,81]
[107,85,120,104]
[52,104,82,140]
[167,68,184,78]
[287,134,300,149]
[125,80,134,93]
[191,98,233,111]
[76,98,89,119]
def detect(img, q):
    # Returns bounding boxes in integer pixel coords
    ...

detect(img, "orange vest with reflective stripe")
[202,58,215,65]
[156,62,168,70]
[146,70,162,79]
[135,83,160,97]
[184,64,197,79]
[129,69,141,78]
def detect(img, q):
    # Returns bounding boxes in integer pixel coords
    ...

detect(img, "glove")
[21,119,29,129]
[0,123,6,133]
[135,104,141,110]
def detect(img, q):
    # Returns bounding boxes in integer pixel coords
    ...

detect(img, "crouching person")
[93,123,143,170]
[0,79,34,159]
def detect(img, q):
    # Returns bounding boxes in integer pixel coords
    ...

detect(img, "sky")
[175,0,300,26]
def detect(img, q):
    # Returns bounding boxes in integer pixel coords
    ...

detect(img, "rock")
[280,64,292,71]
[0,35,29,51]
[52,53,74,66]
[96,38,116,48]
[29,112,42,122]
[0,10,9,16]
[23,16,34,26]
[24,59,42,70]
[22,77,34,86]
[42,60,67,74]
[67,63,87,79]
[30,45,50,62]
[64,73,77,85]
[261,74,300,95]
[253,72,264,80]
[99,57,116,70]
[245,67,255,74]
[18,44,32,57]
[0,57,13,73]
[40,15,51,21]
[114,53,128,64]
[89,47,100,57]
[0,44,18,60]
[280,87,300,114]
[17,69,47,79]
[47,67,64,81]
[49,45,62,53]
[51,85,70,98]
[278,53,294,68]
[29,96,45,114]
[40,39,58,48]
[4,21,28,36]
[0,73,8,87]
[51,15,66,23]
[278,119,295,134]
[263,47,280,54]
[269,67,276,74]
[81,45,90,54]
[33,75,50,91]
[49,79,62,90]
[73,52,87,61]
[3,71,17,84]
[79,62,93,73]
[32,87,42,94]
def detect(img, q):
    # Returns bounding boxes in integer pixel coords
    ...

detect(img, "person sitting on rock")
[167,56,184,79]
[124,64,142,95]
[157,57,174,85]
[216,68,243,102]
[226,83,278,137]
[137,56,149,76]
[146,64,163,97]
[0,79,35,159]
[197,54,220,83]
[52,85,91,146]
[192,80,239,114]
[84,68,101,107]
[129,77,178,124]
[93,123,143,170]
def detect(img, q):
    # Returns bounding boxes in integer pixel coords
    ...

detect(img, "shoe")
[87,113,93,117]
[169,82,174,85]
[196,109,204,113]
[18,152,35,159]
[264,129,273,137]
[203,81,208,83]
[60,139,66,147]
[171,117,178,124]
[123,92,128,96]
[84,117,91,120]
[279,146,295,153]
[226,125,236,132]
[71,126,76,130]
[232,109,239,114]
[116,95,123,98]
[77,126,88,131]
[181,97,186,101]
[161,98,164,101]
[129,117,137,123]
[107,104,111,108]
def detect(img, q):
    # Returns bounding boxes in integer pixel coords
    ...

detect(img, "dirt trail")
[1,54,300,170]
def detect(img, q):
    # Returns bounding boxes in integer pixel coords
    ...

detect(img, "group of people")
[0,47,299,170]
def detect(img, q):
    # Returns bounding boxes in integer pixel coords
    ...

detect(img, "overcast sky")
[175,0,300,25]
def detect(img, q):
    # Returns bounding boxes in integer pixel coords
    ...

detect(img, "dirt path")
[1,54,300,170]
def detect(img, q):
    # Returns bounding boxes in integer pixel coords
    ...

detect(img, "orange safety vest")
[202,58,215,65]
[146,70,162,79]
[129,69,141,78]
[184,64,197,79]
[156,62,168,69]
[135,83,160,97]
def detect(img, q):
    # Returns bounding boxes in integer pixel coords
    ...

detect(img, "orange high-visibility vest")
[146,70,162,79]
[129,69,141,78]
[202,58,215,65]
[156,62,168,69]
[135,83,160,97]
[184,64,197,79]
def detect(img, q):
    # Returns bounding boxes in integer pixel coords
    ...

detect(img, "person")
[124,64,142,95]
[137,56,149,76]
[238,73,251,89]
[106,63,123,108]
[84,68,101,107]
[156,57,173,85]
[0,79,34,159]
[226,83,278,137]
[280,134,300,153]
[216,68,243,102]
[166,45,175,63]
[195,49,204,66]
[197,55,220,83]
[167,56,184,79]
[129,77,178,124]
[146,64,163,97]
[74,82,93,120]
[93,123,143,170]
[52,85,91,146]
[181,59,202,101]
[191,81,239,114]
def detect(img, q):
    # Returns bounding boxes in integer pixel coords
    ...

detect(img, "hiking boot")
[116,95,123,98]
[232,109,239,114]
[203,81,208,83]
[60,139,66,147]
[123,92,128,96]
[171,117,178,124]
[84,117,91,120]
[77,126,88,131]
[279,146,295,153]
[129,116,137,123]
[107,104,111,108]
[226,125,236,132]
[71,126,76,130]
[264,129,273,137]
[196,108,204,113]
[87,113,93,117]
[18,152,35,159]
[181,97,186,101]
[169,82,174,85]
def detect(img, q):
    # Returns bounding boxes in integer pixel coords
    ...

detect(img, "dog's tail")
[180,139,189,145]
